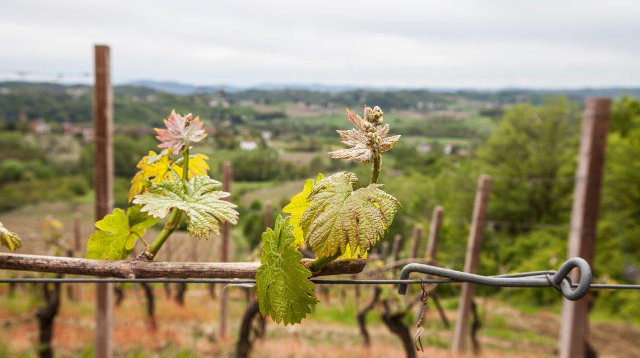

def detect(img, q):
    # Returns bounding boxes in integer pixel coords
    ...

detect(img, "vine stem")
[308,252,341,272]
[370,149,380,185]
[144,146,190,259]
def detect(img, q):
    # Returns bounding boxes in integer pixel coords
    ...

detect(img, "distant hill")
[125,80,199,95]
[1,80,639,125]
[3,79,639,99]
[123,80,640,99]
[124,80,366,95]
[126,80,241,95]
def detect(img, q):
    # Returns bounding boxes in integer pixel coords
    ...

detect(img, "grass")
[233,181,276,199]
[401,135,473,146]
[464,115,494,130]
[238,179,306,206]
[310,290,381,326]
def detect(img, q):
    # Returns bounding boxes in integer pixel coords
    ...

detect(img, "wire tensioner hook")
[397,257,592,301]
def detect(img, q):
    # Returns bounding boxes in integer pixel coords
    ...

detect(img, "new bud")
[364,106,384,125]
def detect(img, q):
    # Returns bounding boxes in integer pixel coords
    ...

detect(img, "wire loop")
[548,257,592,301]
[397,257,592,301]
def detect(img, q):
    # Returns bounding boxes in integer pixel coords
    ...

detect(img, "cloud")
[1,0,639,88]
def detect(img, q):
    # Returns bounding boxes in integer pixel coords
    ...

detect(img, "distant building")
[239,140,258,151]
[416,143,433,153]
[30,119,51,134]
[82,127,94,142]
[65,88,88,99]
[62,122,81,135]
[261,131,272,141]
[238,100,256,106]
[208,98,230,108]
[443,143,456,155]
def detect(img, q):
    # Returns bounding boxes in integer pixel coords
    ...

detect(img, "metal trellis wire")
[398,257,592,300]
[1,257,639,298]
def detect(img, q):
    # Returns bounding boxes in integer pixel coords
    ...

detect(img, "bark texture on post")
[391,234,402,275]
[220,161,232,339]
[410,226,422,259]
[93,44,114,358]
[426,206,444,262]
[424,205,450,327]
[66,212,83,301]
[380,241,389,262]
[559,98,611,358]
[452,175,491,355]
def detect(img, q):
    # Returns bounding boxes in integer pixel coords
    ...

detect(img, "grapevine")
[256,105,401,324]
[90,110,239,261]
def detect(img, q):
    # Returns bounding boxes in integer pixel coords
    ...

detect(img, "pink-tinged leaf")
[345,108,371,131]
[329,106,400,163]
[154,110,207,155]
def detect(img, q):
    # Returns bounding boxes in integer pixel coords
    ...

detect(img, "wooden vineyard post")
[264,202,272,229]
[93,44,114,358]
[425,205,450,328]
[73,212,82,254]
[71,212,82,300]
[402,227,422,300]
[559,98,611,358]
[452,175,491,355]
[380,241,389,262]
[426,206,444,262]
[219,161,232,339]
[391,234,402,272]
[410,226,422,259]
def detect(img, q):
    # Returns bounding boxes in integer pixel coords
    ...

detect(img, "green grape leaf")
[128,149,210,203]
[128,150,173,203]
[301,172,399,258]
[173,153,210,178]
[133,175,239,239]
[256,215,318,325]
[86,206,158,260]
[282,173,323,246]
[0,222,22,251]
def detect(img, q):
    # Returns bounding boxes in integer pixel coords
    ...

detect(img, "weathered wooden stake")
[424,205,450,328]
[74,212,82,254]
[219,161,232,339]
[452,175,491,355]
[410,226,422,259]
[403,227,422,300]
[93,44,114,358]
[72,212,82,300]
[380,241,389,262]
[391,234,403,275]
[559,98,611,358]
[264,202,272,229]
[426,206,444,262]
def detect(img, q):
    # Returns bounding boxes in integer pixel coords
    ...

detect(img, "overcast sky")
[1,0,640,88]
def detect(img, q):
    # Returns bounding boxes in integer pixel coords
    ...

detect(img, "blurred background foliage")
[0,81,639,319]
